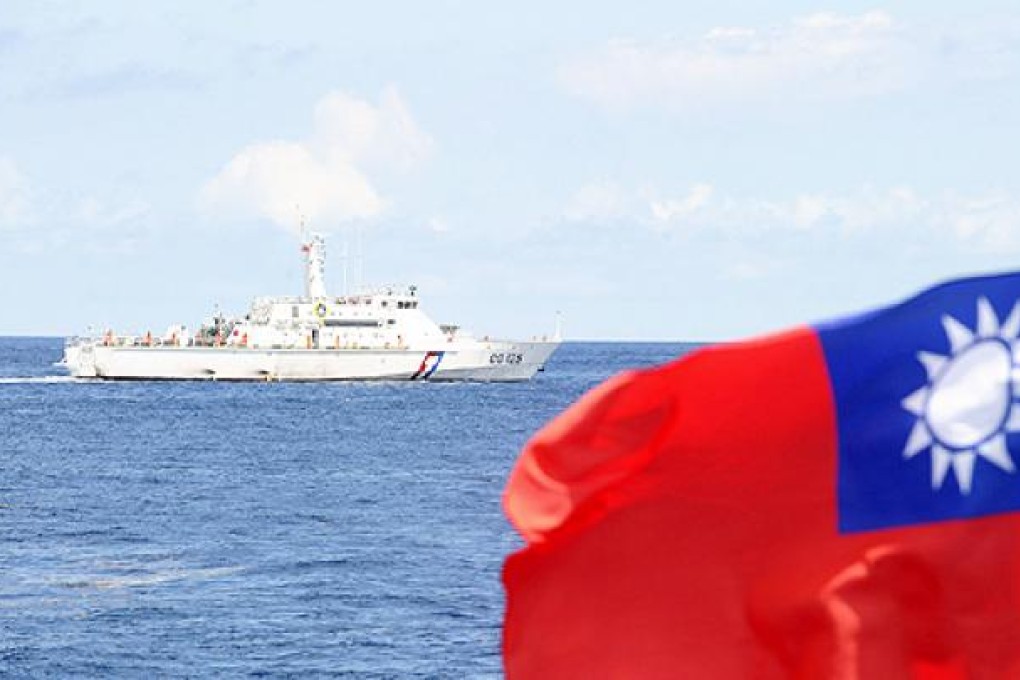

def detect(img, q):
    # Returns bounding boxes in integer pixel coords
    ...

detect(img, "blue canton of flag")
[818,272,1020,533]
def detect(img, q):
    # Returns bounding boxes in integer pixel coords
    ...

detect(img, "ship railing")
[348,284,417,297]
[79,332,414,351]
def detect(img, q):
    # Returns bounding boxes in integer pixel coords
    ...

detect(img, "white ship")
[62,234,560,382]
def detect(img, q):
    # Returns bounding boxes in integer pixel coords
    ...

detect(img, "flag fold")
[503,274,1020,679]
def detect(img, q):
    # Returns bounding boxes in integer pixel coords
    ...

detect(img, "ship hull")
[63,340,559,382]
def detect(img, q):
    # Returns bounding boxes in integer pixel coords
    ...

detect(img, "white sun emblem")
[901,297,1020,494]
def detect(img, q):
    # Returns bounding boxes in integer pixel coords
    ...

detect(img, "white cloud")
[312,88,433,174]
[0,156,30,227]
[563,181,631,222]
[936,19,1020,83]
[77,195,151,228]
[753,186,927,234]
[564,181,1020,251]
[559,10,920,110]
[938,191,1020,251]
[0,156,153,253]
[202,140,383,229]
[790,195,830,229]
[427,216,451,234]
[650,183,713,224]
[201,87,433,233]
[722,255,788,281]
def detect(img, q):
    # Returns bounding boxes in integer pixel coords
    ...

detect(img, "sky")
[2,1,1020,341]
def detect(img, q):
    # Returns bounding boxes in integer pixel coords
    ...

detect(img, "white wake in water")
[0,375,81,384]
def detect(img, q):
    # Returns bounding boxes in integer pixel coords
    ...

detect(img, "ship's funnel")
[303,233,327,299]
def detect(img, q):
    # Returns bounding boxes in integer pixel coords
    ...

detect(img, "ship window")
[324,319,383,328]
[387,319,396,325]
[411,302,418,309]
[381,301,388,308]
[291,306,299,318]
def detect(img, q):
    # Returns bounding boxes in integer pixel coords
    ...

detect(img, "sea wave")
[57,566,245,590]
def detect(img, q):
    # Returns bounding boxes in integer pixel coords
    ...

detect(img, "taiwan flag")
[503,273,1020,679]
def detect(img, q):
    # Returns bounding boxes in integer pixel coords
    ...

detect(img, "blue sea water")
[0,339,696,678]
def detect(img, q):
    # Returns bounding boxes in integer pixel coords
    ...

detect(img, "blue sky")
[2,1,1020,340]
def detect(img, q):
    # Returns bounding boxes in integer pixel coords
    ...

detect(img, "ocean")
[0,338,697,678]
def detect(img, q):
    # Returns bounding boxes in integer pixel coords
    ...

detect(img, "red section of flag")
[502,328,1020,678]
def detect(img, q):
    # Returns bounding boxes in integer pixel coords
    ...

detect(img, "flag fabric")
[502,273,1020,679]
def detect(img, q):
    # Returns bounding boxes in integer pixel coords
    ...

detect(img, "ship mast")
[302,232,327,299]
